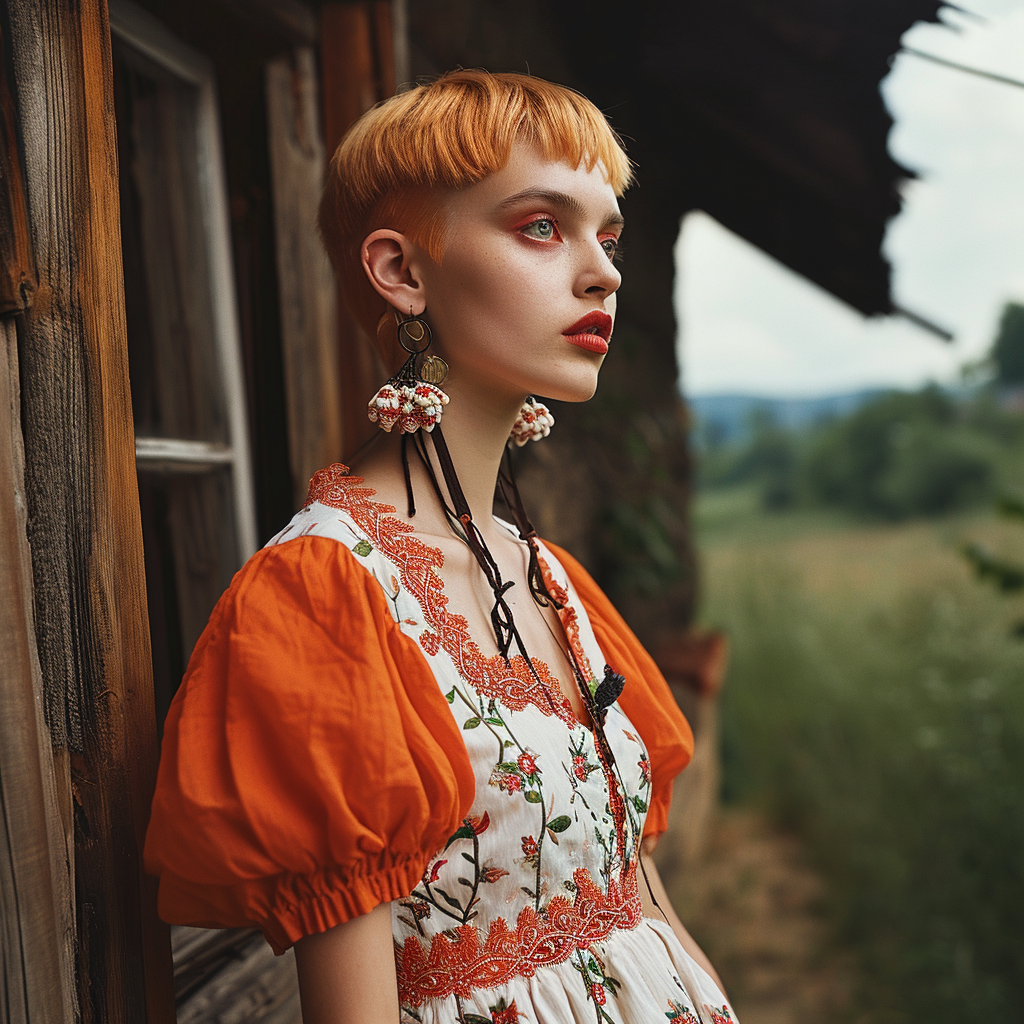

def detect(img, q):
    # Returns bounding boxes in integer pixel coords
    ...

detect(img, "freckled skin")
[416,143,623,407]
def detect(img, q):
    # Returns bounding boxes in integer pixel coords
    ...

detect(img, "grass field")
[695,489,1024,1023]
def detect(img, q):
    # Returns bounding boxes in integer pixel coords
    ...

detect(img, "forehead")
[451,141,621,220]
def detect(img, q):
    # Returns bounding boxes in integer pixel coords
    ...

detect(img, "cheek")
[436,249,559,332]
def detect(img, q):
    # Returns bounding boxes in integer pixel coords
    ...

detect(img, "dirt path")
[661,809,859,1024]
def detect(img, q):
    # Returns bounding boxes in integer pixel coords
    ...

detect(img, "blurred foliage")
[991,302,1024,386]
[961,494,1024,637]
[700,515,1024,1023]
[696,384,1023,521]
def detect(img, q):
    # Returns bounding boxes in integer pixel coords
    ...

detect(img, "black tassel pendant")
[593,664,626,714]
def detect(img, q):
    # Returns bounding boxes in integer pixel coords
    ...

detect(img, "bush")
[711,547,1024,1023]
[802,387,994,519]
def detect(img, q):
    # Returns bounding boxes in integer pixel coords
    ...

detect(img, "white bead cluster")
[509,400,555,446]
[367,381,450,434]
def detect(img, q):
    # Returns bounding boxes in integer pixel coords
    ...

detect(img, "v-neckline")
[305,464,597,732]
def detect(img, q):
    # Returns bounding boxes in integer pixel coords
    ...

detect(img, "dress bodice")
[264,464,737,1024]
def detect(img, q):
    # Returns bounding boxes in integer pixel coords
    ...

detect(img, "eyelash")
[600,235,624,263]
[517,215,623,263]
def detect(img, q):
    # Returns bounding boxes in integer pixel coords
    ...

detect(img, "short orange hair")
[318,70,632,366]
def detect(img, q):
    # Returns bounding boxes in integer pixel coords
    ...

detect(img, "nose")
[574,240,621,300]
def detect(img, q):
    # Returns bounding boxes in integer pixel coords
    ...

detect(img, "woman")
[145,71,736,1024]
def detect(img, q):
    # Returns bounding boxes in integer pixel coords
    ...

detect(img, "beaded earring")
[367,312,450,434]
[509,396,555,446]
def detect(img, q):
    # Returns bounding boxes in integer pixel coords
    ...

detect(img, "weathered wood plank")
[0,314,75,1023]
[320,1,388,455]
[0,27,34,317]
[172,927,300,1024]
[4,0,174,1019]
[266,46,342,503]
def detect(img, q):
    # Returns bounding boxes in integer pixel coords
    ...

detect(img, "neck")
[423,371,525,526]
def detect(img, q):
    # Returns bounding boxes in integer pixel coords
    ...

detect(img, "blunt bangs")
[319,70,632,358]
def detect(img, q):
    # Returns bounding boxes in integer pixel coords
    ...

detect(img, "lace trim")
[306,465,581,727]
[395,866,643,1006]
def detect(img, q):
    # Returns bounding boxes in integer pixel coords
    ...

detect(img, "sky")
[675,0,1024,398]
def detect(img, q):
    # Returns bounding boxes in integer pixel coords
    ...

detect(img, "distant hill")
[689,389,886,445]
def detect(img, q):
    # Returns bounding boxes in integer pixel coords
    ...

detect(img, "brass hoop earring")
[367,311,450,434]
[397,313,432,355]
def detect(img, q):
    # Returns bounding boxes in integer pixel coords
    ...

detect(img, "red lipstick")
[563,311,613,354]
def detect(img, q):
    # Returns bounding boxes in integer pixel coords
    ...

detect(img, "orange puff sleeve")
[542,542,694,840]
[143,535,475,954]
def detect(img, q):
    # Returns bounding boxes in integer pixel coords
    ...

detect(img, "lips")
[563,311,613,354]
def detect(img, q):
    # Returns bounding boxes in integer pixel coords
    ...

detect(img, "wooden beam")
[0,25,34,317]
[3,0,174,1019]
[266,47,344,504]
[0,314,76,1023]
[320,1,391,455]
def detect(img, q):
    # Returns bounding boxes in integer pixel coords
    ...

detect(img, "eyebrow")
[496,188,625,229]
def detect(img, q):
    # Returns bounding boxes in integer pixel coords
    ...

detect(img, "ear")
[360,229,427,316]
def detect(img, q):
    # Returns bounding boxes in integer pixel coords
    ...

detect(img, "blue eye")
[522,219,557,240]
[601,238,619,260]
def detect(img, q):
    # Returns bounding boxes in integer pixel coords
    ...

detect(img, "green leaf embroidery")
[443,824,474,849]
[485,716,504,726]
[461,852,475,863]
[463,717,481,729]
[498,761,519,773]
[435,889,463,910]
[445,688,455,704]
[546,815,572,833]
[524,790,542,803]
[633,796,648,813]
[457,876,474,888]
[352,540,372,557]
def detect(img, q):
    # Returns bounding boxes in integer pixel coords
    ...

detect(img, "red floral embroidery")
[539,553,629,872]
[591,982,607,1005]
[666,1000,700,1023]
[517,752,538,776]
[705,1006,733,1024]
[466,811,490,835]
[490,768,523,794]
[306,466,579,727]
[396,867,643,1006]
[521,836,538,859]
[490,998,519,1024]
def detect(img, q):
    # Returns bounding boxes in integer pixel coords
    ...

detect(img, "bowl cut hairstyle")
[318,69,632,369]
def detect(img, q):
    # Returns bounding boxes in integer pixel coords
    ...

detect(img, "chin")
[528,366,601,404]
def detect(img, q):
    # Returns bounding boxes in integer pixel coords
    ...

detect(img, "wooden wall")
[1,1,405,1020]
[320,0,396,457]
[1,0,174,1019]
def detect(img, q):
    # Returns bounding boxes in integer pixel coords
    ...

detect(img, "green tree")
[802,386,992,519]
[991,302,1024,386]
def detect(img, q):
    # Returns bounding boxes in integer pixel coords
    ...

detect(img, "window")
[111,0,257,724]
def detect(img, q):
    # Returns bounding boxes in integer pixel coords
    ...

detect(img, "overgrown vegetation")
[700,513,1024,1023]
[697,385,1023,520]
[692,307,1024,1019]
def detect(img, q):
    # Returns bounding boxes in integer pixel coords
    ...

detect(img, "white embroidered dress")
[265,467,738,1024]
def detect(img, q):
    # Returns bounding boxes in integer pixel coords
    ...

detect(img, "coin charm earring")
[509,396,555,446]
[367,312,450,434]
